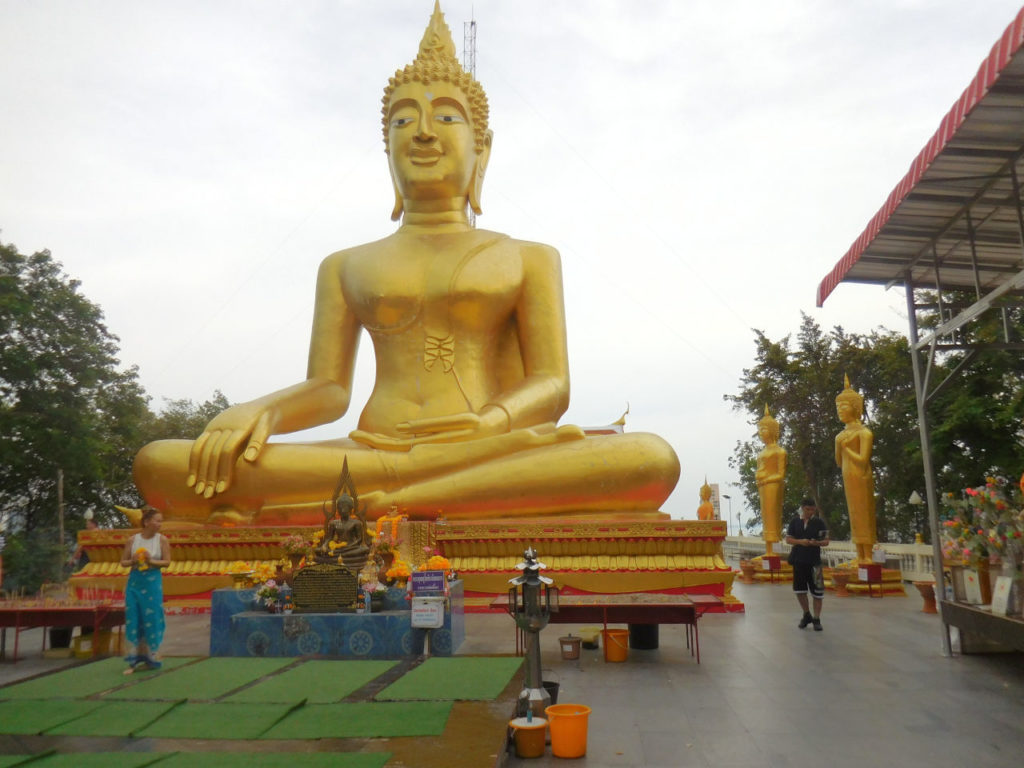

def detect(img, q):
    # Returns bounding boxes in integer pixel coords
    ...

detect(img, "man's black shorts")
[792,562,824,598]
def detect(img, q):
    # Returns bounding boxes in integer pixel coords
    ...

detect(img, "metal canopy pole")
[905,281,952,657]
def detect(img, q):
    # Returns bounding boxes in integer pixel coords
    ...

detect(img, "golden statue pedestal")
[826,563,906,597]
[71,518,742,613]
[72,518,742,613]
[746,554,793,584]
[434,519,743,613]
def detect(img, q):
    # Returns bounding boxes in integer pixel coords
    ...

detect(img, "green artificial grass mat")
[375,656,522,700]
[0,699,104,734]
[159,754,389,768]
[45,700,181,737]
[0,657,197,700]
[134,702,300,740]
[24,754,170,768]
[106,657,294,701]
[260,701,452,740]
[0,758,40,768]
[225,660,397,703]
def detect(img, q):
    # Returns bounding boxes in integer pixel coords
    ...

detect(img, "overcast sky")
[2,0,1021,524]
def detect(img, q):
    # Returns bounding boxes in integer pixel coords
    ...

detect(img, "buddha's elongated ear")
[468,129,493,216]
[390,174,404,221]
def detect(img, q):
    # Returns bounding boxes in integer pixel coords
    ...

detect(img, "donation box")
[411,596,445,628]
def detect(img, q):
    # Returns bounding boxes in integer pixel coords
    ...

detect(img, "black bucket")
[628,623,659,650]
[542,680,559,705]
[49,627,73,649]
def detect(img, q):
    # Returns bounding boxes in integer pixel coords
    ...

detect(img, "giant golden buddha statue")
[133,2,680,527]
[755,405,786,555]
[835,376,877,564]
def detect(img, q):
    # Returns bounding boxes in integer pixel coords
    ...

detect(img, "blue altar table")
[209,581,464,658]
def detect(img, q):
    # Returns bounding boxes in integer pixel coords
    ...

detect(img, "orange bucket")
[545,703,591,758]
[602,628,629,662]
[509,717,547,758]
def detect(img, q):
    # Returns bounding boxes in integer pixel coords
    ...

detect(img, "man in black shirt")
[785,498,830,631]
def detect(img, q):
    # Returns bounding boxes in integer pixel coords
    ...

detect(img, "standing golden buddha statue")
[755,405,786,556]
[835,376,877,564]
[696,479,715,521]
[133,2,680,527]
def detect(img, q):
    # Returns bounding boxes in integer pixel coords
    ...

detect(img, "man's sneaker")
[812,618,823,631]
[798,612,813,629]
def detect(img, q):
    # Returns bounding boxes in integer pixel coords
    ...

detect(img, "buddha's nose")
[415,111,436,141]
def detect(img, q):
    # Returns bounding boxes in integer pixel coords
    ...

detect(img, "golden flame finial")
[418,0,458,63]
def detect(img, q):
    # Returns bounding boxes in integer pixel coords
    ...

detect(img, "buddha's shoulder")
[319,235,396,266]
[480,231,563,264]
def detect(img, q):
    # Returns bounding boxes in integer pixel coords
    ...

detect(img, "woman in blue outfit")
[119,506,172,673]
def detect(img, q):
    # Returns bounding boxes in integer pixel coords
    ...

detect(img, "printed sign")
[411,569,446,593]
[991,576,1013,616]
[964,569,984,605]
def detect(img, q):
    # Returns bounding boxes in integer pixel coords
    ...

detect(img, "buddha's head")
[336,493,354,519]
[382,1,492,220]
[757,404,780,444]
[835,374,864,423]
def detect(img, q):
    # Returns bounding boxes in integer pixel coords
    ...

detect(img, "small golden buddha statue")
[835,375,877,564]
[132,2,679,526]
[755,405,786,556]
[696,479,715,521]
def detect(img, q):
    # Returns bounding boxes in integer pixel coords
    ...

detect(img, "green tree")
[141,391,231,442]
[726,314,922,542]
[0,241,150,591]
[918,291,1024,488]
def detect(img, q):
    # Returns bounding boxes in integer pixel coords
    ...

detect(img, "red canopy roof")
[817,7,1024,306]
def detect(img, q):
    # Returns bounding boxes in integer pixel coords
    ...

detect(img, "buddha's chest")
[343,237,521,334]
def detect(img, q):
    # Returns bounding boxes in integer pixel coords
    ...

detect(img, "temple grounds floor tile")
[3,573,1024,767]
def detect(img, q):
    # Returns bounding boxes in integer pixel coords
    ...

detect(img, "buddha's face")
[337,496,354,519]
[387,81,478,203]
[836,398,860,424]
[758,423,778,443]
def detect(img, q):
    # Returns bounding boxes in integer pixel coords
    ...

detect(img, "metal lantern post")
[507,547,559,718]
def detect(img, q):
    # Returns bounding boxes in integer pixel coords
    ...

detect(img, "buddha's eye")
[435,113,463,124]
[391,116,415,128]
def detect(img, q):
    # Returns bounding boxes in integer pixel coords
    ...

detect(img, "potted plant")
[279,534,310,570]
[830,568,853,597]
[370,529,400,573]
[255,578,281,612]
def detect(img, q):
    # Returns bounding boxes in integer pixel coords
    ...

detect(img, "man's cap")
[800,498,816,508]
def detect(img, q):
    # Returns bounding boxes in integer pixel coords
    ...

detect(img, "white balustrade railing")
[723,536,936,582]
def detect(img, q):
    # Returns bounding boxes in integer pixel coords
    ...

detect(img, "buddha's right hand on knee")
[187,403,276,498]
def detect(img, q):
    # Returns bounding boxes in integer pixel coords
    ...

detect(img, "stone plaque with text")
[292,563,358,613]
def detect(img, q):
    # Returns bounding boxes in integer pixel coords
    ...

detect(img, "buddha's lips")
[410,150,441,165]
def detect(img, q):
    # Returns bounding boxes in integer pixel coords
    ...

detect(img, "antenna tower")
[463,16,478,228]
